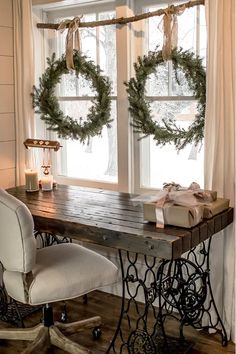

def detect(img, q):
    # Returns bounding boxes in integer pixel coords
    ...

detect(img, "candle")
[25,169,39,192]
[41,175,53,191]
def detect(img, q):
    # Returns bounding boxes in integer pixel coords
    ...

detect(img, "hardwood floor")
[0,291,235,354]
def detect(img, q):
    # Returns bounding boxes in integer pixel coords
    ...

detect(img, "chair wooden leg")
[55,316,101,335]
[21,326,49,354]
[50,326,91,354]
[0,314,101,353]
[0,323,44,341]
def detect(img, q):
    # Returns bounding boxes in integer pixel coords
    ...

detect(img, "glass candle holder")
[25,169,39,192]
[41,174,53,191]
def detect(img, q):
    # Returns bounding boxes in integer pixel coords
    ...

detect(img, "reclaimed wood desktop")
[7,185,233,353]
[7,184,233,258]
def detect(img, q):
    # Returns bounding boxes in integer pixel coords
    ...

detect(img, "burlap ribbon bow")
[155,182,216,228]
[160,5,185,60]
[58,16,82,70]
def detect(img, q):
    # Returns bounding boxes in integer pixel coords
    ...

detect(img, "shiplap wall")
[0,0,15,189]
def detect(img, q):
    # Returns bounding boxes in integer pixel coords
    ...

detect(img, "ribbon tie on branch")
[58,16,83,70]
[160,4,185,60]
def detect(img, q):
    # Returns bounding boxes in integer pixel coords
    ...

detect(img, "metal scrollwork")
[128,329,156,354]
[107,251,166,353]
[157,258,207,323]
[146,284,157,305]
[0,286,8,316]
[107,238,228,353]
[34,231,72,247]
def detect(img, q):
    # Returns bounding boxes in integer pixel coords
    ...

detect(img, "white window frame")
[42,0,135,193]
[133,0,204,194]
[34,0,205,194]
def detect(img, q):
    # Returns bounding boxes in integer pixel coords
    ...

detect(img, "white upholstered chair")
[0,189,118,353]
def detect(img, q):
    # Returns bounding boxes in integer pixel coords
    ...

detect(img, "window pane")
[59,100,93,120]
[149,100,196,122]
[146,5,163,51]
[53,8,117,185]
[141,138,204,189]
[171,64,195,96]
[58,100,117,183]
[140,4,206,189]
[58,12,116,97]
[199,6,207,60]
[99,12,117,95]
[177,9,196,51]
[57,14,97,97]
[147,6,197,53]
[146,62,168,96]
[80,14,97,61]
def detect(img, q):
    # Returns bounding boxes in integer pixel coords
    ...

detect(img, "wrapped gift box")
[143,198,230,228]
[203,198,230,218]
[143,203,204,228]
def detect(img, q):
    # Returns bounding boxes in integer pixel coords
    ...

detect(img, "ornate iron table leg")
[34,231,72,247]
[107,250,193,354]
[157,236,228,347]
[107,239,227,354]
[184,236,228,346]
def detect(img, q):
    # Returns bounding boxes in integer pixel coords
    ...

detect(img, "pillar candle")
[25,169,39,192]
[41,175,53,191]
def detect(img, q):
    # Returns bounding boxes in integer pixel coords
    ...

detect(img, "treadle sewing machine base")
[5,185,233,353]
[107,241,229,353]
[112,329,194,354]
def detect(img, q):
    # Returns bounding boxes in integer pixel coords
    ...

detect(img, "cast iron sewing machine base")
[107,237,228,353]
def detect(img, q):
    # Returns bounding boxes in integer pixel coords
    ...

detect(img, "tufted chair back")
[0,189,36,274]
[0,189,119,353]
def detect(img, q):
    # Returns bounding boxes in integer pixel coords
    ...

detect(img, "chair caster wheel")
[60,301,68,322]
[83,294,88,304]
[60,312,67,323]
[92,327,102,340]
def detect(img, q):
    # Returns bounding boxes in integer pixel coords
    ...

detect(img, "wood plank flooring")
[0,291,235,354]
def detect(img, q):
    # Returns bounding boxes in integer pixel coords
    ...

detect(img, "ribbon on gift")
[155,182,216,228]
[58,16,83,70]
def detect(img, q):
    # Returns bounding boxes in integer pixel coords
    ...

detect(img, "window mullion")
[96,13,100,66]
[196,5,200,55]
[133,7,152,194]
[168,61,172,95]
[116,0,134,193]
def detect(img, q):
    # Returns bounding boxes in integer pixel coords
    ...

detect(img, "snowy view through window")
[58,11,117,183]
[140,5,206,189]
[54,3,206,189]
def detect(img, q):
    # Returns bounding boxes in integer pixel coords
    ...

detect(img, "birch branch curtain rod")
[36,0,205,30]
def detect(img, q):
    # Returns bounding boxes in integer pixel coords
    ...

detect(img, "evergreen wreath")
[32,50,112,142]
[125,48,206,150]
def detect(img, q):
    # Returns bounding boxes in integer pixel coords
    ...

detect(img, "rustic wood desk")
[6,185,233,354]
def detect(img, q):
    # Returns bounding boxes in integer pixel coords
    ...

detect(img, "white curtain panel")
[13,0,35,186]
[204,0,235,342]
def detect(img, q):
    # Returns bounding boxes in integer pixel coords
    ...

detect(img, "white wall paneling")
[0,85,14,114]
[0,57,14,85]
[0,27,13,56]
[0,114,15,141]
[0,0,15,189]
[0,0,13,28]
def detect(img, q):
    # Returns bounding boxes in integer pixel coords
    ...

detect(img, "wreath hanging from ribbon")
[32,50,112,142]
[125,48,206,150]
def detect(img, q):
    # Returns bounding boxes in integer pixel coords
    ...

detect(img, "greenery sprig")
[125,48,206,150]
[32,50,112,142]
